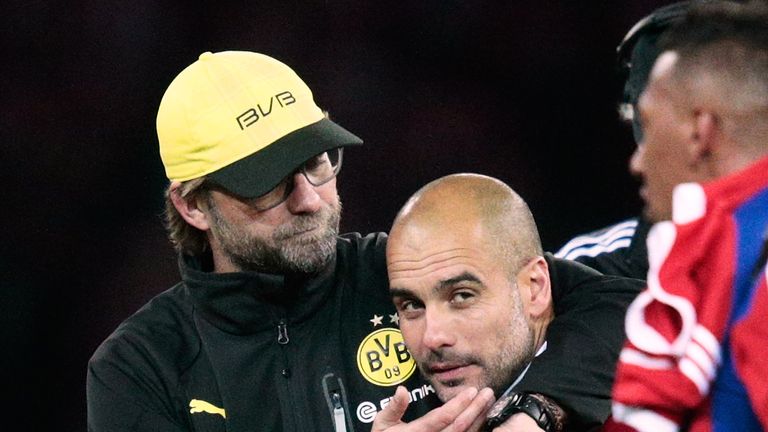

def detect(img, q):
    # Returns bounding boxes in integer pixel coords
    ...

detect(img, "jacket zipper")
[323,373,352,432]
[331,391,347,432]
[277,319,289,345]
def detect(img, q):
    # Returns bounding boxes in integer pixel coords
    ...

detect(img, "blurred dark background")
[2,1,670,429]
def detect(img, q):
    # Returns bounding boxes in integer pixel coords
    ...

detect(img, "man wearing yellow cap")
[86,51,641,431]
[86,50,444,432]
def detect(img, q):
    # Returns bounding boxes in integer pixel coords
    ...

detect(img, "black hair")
[659,0,768,53]
[615,2,692,142]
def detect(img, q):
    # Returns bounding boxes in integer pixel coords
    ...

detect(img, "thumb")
[371,386,410,431]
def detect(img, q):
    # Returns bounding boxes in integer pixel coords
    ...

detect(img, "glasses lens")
[236,148,344,212]
[247,177,291,211]
[303,147,343,186]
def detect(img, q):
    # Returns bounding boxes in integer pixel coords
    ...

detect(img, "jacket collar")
[180,251,338,334]
[625,218,652,277]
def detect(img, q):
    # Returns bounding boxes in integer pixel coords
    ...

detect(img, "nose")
[421,309,456,351]
[629,145,645,178]
[285,172,323,214]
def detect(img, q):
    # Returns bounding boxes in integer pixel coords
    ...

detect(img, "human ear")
[690,110,719,162]
[169,181,211,231]
[517,257,552,319]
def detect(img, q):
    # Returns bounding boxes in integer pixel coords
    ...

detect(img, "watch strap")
[484,391,557,432]
[527,393,566,432]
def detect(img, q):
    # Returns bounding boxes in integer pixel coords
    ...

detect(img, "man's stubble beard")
[207,197,342,274]
[421,286,536,401]
[485,308,536,396]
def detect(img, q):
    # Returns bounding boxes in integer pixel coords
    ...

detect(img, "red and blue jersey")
[605,156,768,432]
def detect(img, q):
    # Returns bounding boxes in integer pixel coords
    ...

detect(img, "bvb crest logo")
[357,328,416,386]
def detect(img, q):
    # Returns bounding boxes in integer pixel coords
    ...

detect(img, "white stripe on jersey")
[611,403,679,432]
[556,219,638,260]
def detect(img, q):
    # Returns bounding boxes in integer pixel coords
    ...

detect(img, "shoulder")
[88,283,200,378]
[555,218,639,261]
[333,232,390,295]
[546,254,645,313]
[338,231,388,250]
[556,218,651,279]
[337,232,388,266]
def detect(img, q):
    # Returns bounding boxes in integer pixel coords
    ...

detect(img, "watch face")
[487,394,514,419]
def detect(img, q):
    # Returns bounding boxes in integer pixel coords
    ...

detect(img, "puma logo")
[189,399,226,418]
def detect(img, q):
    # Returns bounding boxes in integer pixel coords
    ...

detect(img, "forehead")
[388,249,500,300]
[388,217,491,265]
[387,224,503,291]
[388,245,489,276]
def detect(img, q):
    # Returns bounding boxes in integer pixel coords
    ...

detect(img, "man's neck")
[532,306,555,354]
[504,341,549,392]
[214,260,239,273]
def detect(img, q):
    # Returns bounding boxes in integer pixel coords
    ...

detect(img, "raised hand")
[372,386,495,432]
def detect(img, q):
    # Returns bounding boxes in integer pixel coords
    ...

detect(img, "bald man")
[374,174,644,432]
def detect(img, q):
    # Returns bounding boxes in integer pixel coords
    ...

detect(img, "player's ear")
[170,181,211,231]
[689,109,719,164]
[516,256,552,320]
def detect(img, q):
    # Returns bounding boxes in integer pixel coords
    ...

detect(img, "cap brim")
[207,118,363,198]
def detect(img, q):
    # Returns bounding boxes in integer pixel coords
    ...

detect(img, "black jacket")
[88,233,438,432]
[518,255,644,430]
[87,233,643,431]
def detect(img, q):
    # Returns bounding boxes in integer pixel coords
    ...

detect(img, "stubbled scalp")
[660,0,768,154]
[390,174,543,277]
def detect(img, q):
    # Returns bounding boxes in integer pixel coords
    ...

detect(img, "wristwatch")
[484,391,556,432]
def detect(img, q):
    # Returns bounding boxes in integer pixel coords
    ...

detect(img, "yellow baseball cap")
[157,51,363,198]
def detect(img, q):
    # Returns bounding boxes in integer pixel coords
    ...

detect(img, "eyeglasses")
[618,102,644,144]
[242,147,344,211]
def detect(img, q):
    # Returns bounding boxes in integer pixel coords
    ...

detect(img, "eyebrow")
[390,271,483,299]
[438,272,482,292]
